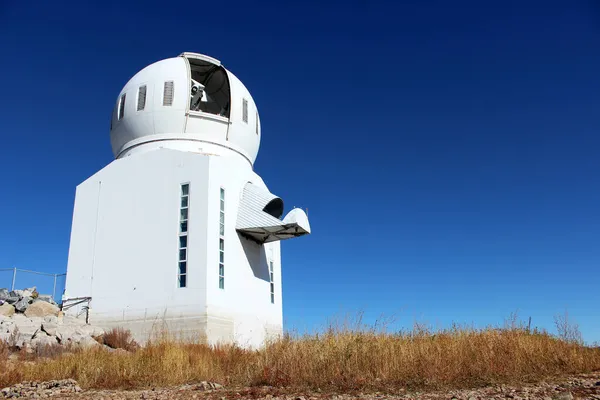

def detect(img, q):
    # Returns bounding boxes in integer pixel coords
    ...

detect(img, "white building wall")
[204,155,283,347]
[65,148,283,347]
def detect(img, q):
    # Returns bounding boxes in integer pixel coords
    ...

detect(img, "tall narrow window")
[242,98,248,123]
[255,111,259,134]
[137,85,147,111]
[178,183,189,288]
[118,93,126,120]
[219,188,225,289]
[163,81,174,106]
[269,261,274,303]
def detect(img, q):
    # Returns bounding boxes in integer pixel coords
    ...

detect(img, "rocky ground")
[2,373,600,399]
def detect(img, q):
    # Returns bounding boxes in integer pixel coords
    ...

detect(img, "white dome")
[109,53,261,166]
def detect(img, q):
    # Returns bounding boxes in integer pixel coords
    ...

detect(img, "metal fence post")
[52,274,57,300]
[11,267,16,291]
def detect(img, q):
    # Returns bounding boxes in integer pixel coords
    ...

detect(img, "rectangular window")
[178,183,189,287]
[219,188,225,236]
[118,93,126,120]
[137,85,147,111]
[163,81,174,106]
[255,111,259,134]
[219,187,225,289]
[242,98,248,123]
[269,261,274,303]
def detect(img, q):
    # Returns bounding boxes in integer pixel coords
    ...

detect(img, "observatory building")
[63,52,311,347]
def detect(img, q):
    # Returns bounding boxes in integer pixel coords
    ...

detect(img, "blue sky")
[0,1,599,341]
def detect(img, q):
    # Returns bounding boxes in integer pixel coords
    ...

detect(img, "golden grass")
[1,323,599,391]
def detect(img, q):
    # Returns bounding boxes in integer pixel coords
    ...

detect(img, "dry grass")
[101,327,139,351]
[1,318,599,391]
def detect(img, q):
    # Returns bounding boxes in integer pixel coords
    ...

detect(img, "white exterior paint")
[64,53,309,348]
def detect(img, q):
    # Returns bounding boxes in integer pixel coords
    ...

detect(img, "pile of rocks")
[1,379,82,398]
[0,287,104,350]
[0,287,57,315]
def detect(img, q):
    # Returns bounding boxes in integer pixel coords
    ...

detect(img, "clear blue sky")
[0,1,599,341]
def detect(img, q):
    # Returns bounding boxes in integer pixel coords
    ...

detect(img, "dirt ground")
[5,372,597,400]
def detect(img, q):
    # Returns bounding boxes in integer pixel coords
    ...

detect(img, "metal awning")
[236,183,310,243]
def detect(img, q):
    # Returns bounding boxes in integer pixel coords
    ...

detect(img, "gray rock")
[0,320,17,335]
[37,295,58,305]
[14,296,33,312]
[77,335,101,348]
[43,315,58,324]
[31,330,59,349]
[9,289,23,298]
[62,315,87,325]
[13,318,41,347]
[0,288,9,301]
[0,303,15,317]
[55,325,77,343]
[42,322,58,336]
[5,296,19,304]
[77,324,104,337]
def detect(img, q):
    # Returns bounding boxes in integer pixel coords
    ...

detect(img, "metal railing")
[0,267,66,301]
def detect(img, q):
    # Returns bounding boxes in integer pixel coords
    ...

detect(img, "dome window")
[137,85,147,111]
[118,94,126,120]
[163,81,174,106]
[242,98,248,123]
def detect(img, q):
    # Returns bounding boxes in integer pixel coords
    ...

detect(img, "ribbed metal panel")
[236,183,282,229]
[163,81,174,106]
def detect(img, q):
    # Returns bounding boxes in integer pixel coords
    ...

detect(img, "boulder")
[42,322,58,336]
[25,301,59,318]
[9,290,23,298]
[76,335,101,348]
[14,296,32,312]
[0,332,11,343]
[5,296,19,304]
[77,324,104,337]
[0,319,16,335]
[0,303,15,317]
[44,315,58,324]
[37,295,58,305]
[31,330,59,349]
[55,325,77,343]
[0,288,9,301]
[62,315,86,326]
[12,317,42,348]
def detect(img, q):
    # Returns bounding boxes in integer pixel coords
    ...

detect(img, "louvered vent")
[242,98,248,123]
[118,93,126,120]
[163,81,174,106]
[137,85,147,111]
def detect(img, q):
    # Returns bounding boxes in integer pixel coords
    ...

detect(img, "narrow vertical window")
[178,183,189,288]
[163,81,174,106]
[219,188,225,236]
[219,188,225,289]
[137,85,147,111]
[255,111,259,134]
[242,98,248,123]
[118,93,126,120]
[269,261,274,303]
